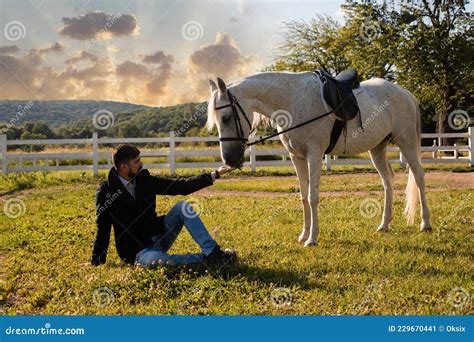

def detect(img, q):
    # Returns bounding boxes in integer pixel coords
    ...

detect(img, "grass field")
[0,167,473,315]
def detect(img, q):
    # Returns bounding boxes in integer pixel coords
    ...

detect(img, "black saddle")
[314,68,362,154]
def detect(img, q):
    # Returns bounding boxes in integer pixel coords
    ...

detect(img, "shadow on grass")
[143,261,323,290]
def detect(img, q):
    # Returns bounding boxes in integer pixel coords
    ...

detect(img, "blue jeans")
[135,200,218,267]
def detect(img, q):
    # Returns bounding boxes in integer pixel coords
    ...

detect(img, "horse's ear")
[217,77,227,93]
[209,79,218,94]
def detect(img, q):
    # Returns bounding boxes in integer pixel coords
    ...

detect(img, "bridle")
[214,89,254,142]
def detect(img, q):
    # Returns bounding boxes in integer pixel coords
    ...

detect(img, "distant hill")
[0,100,152,127]
[64,102,210,138]
[0,100,213,139]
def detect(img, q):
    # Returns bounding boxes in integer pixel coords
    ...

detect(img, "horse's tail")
[403,94,421,226]
[404,169,418,225]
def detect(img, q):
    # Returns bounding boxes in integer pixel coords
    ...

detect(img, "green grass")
[0,169,473,315]
[1,164,472,194]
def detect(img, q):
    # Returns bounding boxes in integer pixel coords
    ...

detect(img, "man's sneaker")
[204,246,237,265]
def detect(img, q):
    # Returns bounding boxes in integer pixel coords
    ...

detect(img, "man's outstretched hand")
[216,165,235,177]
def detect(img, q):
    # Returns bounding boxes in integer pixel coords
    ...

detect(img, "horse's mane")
[206,90,219,131]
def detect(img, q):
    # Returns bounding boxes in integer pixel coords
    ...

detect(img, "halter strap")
[214,89,254,142]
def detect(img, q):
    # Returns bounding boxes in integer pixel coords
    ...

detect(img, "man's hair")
[113,144,140,170]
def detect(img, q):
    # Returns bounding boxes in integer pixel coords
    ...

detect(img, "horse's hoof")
[377,225,390,232]
[298,234,308,243]
[420,223,432,232]
[304,240,317,247]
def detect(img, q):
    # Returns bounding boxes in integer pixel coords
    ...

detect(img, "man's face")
[121,156,143,178]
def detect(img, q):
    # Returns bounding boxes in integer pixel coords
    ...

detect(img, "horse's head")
[207,77,253,168]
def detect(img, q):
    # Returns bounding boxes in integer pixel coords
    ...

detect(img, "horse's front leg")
[305,150,324,247]
[289,153,310,243]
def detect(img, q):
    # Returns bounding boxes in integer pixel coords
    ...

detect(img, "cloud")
[65,50,99,64]
[0,53,42,98]
[37,42,66,54]
[0,41,115,101]
[115,51,176,104]
[62,57,113,81]
[0,43,178,105]
[37,56,115,100]
[0,45,20,55]
[0,42,68,99]
[146,61,173,95]
[116,60,149,79]
[141,51,174,64]
[106,45,119,53]
[187,32,257,99]
[59,11,139,40]
[0,32,257,106]
[140,51,175,95]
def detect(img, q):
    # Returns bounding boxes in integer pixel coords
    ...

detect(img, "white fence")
[0,128,472,176]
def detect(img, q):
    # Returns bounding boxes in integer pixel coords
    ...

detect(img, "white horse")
[207,71,432,246]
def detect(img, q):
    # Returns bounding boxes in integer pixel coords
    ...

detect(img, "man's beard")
[128,166,142,178]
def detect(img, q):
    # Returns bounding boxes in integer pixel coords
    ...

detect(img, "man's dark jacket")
[91,167,214,265]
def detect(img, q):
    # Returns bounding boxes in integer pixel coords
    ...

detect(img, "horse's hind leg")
[394,140,432,231]
[290,153,311,243]
[392,111,432,231]
[369,139,395,232]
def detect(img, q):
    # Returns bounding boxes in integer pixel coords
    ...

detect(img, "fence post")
[249,144,256,172]
[469,126,474,167]
[92,132,99,177]
[399,151,407,168]
[325,154,331,171]
[1,134,7,175]
[169,131,176,175]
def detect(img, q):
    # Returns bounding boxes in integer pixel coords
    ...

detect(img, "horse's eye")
[222,116,231,122]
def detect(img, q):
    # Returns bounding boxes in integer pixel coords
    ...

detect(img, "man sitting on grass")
[91,144,236,267]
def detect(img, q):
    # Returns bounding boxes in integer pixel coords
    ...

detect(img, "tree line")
[269,0,472,136]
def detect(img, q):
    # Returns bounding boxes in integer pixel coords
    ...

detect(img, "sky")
[0,0,405,106]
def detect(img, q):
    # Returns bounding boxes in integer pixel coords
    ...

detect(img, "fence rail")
[1,127,472,175]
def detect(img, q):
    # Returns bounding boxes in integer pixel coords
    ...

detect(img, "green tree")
[269,15,351,74]
[270,0,473,134]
